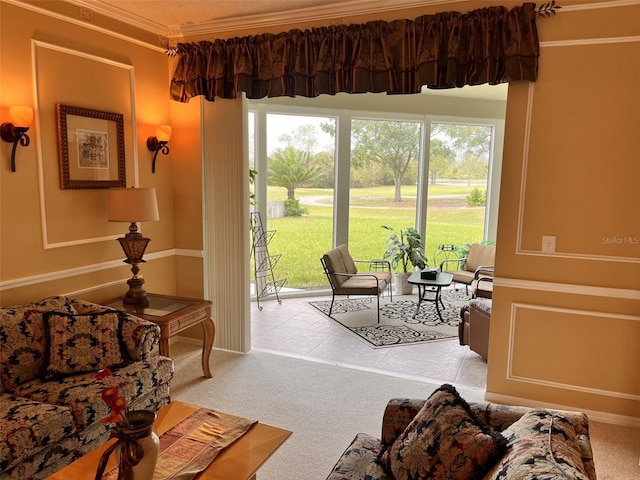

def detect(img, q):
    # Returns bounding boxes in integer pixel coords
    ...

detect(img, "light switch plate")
[542,236,556,252]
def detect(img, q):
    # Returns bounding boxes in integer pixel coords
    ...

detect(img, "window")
[349,117,422,257]
[249,91,505,291]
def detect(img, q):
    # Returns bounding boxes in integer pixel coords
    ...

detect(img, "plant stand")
[250,212,287,311]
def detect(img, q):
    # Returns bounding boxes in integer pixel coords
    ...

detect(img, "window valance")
[169,3,540,103]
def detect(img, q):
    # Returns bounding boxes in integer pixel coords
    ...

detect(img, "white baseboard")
[485,391,640,428]
[170,336,202,347]
[171,336,249,354]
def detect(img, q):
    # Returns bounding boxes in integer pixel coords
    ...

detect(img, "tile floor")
[250,291,487,392]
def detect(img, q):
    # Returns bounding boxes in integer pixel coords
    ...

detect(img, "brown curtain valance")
[170,3,539,103]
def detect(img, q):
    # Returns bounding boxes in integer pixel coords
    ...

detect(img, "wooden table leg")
[159,327,171,357]
[201,317,215,378]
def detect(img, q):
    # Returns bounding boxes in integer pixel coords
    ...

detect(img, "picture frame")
[56,104,126,189]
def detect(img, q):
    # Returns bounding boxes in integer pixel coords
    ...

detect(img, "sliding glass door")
[348,117,422,261]
[425,122,495,268]
[258,113,336,289]
[249,103,503,290]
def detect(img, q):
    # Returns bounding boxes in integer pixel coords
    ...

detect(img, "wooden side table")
[106,293,214,378]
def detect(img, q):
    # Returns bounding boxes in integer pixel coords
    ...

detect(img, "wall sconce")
[1,106,34,172]
[146,125,171,173]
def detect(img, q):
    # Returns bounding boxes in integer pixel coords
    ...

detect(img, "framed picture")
[56,104,126,189]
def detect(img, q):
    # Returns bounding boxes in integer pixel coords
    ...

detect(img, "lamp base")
[123,275,150,307]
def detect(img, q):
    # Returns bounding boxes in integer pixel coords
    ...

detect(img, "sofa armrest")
[469,402,596,480]
[119,313,160,361]
[380,398,426,448]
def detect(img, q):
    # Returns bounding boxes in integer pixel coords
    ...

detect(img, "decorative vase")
[116,410,159,480]
[95,410,159,480]
[394,272,414,295]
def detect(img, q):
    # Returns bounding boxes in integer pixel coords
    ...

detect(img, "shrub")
[284,198,309,217]
[467,188,486,206]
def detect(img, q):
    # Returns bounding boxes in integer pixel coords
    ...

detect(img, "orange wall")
[0,2,203,306]
[487,3,640,423]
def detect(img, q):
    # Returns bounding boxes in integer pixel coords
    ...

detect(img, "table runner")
[102,407,257,480]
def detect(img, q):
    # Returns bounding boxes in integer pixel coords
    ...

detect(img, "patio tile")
[250,295,486,389]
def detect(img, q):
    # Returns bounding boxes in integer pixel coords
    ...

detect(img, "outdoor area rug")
[308,288,471,348]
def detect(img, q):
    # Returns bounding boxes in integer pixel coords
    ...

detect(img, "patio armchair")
[320,245,392,322]
[440,243,495,298]
[472,266,494,299]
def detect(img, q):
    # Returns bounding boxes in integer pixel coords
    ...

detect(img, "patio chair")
[471,266,494,299]
[440,243,495,298]
[320,244,392,322]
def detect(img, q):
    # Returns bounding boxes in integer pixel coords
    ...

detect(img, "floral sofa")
[0,296,175,479]
[327,384,596,480]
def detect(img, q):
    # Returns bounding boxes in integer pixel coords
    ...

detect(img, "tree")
[428,138,456,184]
[430,123,491,185]
[432,124,492,159]
[267,146,323,200]
[277,124,321,154]
[311,150,335,188]
[351,119,421,202]
[459,152,488,185]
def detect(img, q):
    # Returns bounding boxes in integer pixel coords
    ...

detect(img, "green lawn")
[252,185,486,289]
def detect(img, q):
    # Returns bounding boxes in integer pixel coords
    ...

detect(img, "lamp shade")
[9,106,33,128]
[108,187,159,223]
[155,125,171,142]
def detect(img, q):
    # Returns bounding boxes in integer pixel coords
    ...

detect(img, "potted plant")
[382,226,428,295]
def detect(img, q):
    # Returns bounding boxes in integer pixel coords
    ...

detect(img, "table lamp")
[108,187,160,307]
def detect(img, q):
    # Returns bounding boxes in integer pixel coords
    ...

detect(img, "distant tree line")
[265,120,491,206]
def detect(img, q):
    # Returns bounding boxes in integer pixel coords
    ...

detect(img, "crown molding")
[560,0,640,11]
[68,0,169,36]
[62,0,465,39]
[180,0,640,37]
[4,0,166,50]
[177,0,464,38]
[11,0,640,42]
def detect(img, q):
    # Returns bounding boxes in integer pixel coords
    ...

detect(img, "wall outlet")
[542,235,556,253]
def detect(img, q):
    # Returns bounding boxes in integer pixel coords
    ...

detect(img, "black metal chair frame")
[320,257,392,323]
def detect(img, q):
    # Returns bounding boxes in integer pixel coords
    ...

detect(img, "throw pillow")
[0,296,76,389]
[379,384,508,480]
[484,410,590,480]
[43,311,125,380]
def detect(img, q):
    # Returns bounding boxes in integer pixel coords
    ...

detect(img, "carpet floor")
[170,343,483,480]
[170,342,640,480]
[307,288,470,348]
[171,342,640,480]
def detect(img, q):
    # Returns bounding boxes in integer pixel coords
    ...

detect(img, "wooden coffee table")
[407,271,453,322]
[47,401,291,480]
